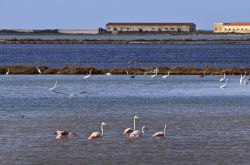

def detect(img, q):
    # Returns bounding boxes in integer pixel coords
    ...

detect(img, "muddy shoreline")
[1,66,250,75]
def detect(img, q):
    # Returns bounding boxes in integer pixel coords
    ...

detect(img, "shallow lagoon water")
[0,75,250,164]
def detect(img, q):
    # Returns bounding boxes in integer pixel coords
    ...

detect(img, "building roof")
[106,22,195,26]
[223,22,250,26]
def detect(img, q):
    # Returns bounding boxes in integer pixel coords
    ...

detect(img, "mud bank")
[1,66,250,75]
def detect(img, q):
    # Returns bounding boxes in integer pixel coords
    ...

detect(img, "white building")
[213,22,250,33]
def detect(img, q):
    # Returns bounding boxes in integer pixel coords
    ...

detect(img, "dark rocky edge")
[1,66,250,75]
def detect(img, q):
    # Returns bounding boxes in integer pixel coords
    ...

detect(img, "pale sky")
[1,0,249,30]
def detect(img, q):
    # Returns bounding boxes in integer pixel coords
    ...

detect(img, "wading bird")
[240,72,246,85]
[54,130,76,140]
[129,126,147,139]
[49,81,58,91]
[52,90,87,98]
[123,116,139,136]
[5,68,10,75]
[36,66,42,74]
[152,125,167,146]
[151,68,158,78]
[220,78,228,89]
[162,70,170,79]
[220,73,226,83]
[244,79,249,85]
[84,69,92,79]
[88,122,107,141]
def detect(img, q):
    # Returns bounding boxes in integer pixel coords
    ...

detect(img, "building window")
[108,27,110,30]
[114,27,117,31]
[127,28,130,30]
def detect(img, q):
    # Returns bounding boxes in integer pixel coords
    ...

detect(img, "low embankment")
[1,66,250,75]
[1,39,250,45]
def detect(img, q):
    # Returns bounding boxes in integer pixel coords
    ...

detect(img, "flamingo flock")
[55,116,167,146]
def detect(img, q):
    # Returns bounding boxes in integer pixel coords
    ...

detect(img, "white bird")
[129,126,147,139]
[84,69,92,79]
[220,78,228,89]
[240,72,246,85]
[220,73,226,83]
[162,70,170,79]
[5,68,10,75]
[151,68,158,78]
[106,72,112,76]
[69,92,87,98]
[52,90,87,98]
[123,116,139,135]
[243,79,249,85]
[54,130,76,140]
[88,122,107,141]
[36,66,42,74]
[125,69,129,75]
[49,81,58,91]
[152,125,167,146]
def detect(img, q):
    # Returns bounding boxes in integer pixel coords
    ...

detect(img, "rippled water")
[1,44,250,68]
[0,75,250,164]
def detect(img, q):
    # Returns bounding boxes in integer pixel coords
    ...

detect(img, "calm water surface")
[1,44,250,68]
[0,75,250,164]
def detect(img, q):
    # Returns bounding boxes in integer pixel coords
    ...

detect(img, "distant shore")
[1,66,250,75]
[1,33,250,44]
[1,39,250,45]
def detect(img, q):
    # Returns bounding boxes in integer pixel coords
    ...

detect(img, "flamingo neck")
[163,127,166,136]
[142,127,145,134]
[133,118,136,130]
[101,125,104,135]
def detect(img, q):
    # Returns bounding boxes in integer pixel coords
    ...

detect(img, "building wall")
[214,23,250,33]
[106,23,196,33]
